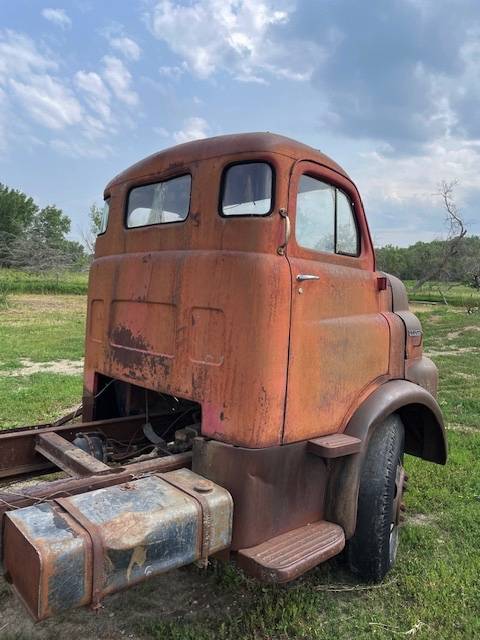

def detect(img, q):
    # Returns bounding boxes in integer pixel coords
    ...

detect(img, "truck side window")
[296,176,335,253]
[221,162,273,216]
[336,189,359,255]
[127,175,191,228]
[296,175,359,256]
[98,198,110,235]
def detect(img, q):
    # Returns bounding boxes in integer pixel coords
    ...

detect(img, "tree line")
[0,183,91,271]
[376,236,480,289]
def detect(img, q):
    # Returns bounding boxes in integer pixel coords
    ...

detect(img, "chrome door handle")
[296,274,320,282]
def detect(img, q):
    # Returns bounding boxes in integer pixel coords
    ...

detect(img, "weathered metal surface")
[0,451,192,519]
[3,471,233,620]
[81,132,423,449]
[307,434,362,458]
[35,432,110,477]
[192,437,327,550]
[0,414,161,480]
[83,133,382,449]
[161,467,233,557]
[237,520,345,583]
[283,159,390,442]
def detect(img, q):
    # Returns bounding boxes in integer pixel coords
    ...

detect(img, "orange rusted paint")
[0,134,448,617]
[83,132,434,448]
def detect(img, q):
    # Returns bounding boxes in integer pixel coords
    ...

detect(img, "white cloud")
[102,55,138,106]
[147,0,315,83]
[153,126,169,137]
[75,70,111,121]
[50,137,112,158]
[41,8,72,29]
[10,75,83,130]
[0,30,57,82]
[355,138,480,206]
[158,65,185,80]
[173,117,209,143]
[109,36,141,61]
[0,29,131,158]
[352,135,480,245]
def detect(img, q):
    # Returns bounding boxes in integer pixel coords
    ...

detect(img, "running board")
[237,521,345,583]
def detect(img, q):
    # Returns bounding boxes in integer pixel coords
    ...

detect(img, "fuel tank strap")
[54,497,105,609]
[157,474,213,563]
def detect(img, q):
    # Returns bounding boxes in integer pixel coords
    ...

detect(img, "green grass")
[0,295,85,427]
[406,280,480,307]
[0,296,479,639]
[0,268,88,295]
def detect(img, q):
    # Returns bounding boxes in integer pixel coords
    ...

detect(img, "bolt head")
[194,480,214,493]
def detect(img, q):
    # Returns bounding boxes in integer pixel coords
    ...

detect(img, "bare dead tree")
[413,180,467,292]
[80,203,103,256]
[0,232,77,272]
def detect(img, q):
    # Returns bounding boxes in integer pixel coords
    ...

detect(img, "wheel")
[346,413,407,582]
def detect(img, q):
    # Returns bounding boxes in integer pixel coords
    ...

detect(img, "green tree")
[30,205,71,247]
[0,183,38,265]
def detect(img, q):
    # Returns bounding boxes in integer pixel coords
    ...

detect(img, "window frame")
[124,172,192,230]
[97,197,110,236]
[218,160,276,219]
[295,173,360,258]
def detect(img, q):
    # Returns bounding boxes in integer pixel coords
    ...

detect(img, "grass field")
[405,281,480,307]
[0,296,479,639]
[1,268,480,308]
[0,269,88,296]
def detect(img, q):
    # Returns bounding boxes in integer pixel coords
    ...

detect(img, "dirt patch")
[0,563,246,640]
[409,303,438,314]
[0,358,84,377]
[407,513,437,527]
[446,423,478,434]
[425,347,480,357]
[0,295,86,325]
[454,372,477,381]
[446,325,480,340]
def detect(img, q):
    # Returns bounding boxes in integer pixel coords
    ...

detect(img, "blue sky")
[1,0,479,246]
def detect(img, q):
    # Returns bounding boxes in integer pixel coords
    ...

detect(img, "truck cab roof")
[105,132,349,195]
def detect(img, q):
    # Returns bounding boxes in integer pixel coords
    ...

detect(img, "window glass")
[127,175,191,228]
[222,162,272,216]
[296,175,335,252]
[98,198,110,235]
[336,190,358,255]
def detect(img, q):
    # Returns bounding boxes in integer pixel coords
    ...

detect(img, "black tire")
[346,413,405,582]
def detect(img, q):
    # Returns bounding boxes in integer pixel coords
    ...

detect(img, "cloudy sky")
[1,0,479,246]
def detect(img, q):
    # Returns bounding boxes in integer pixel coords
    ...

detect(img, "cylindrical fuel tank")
[2,469,233,620]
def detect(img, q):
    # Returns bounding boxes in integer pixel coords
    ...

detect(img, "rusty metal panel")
[282,159,390,443]
[4,503,92,619]
[3,472,233,620]
[192,438,327,550]
[237,520,345,583]
[85,251,292,448]
[163,467,233,554]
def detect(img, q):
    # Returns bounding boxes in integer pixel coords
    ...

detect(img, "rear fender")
[325,380,447,538]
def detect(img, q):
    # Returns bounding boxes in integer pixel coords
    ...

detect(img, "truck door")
[283,160,390,443]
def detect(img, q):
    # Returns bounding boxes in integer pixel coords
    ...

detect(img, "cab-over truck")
[0,133,446,620]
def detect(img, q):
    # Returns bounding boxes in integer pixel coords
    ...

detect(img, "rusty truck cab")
[0,134,447,619]
[82,131,446,553]
[86,133,382,443]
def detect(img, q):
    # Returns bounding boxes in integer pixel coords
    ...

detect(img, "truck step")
[307,433,361,458]
[237,521,345,583]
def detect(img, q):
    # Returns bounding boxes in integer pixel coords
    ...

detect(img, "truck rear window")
[126,175,191,228]
[221,162,273,216]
